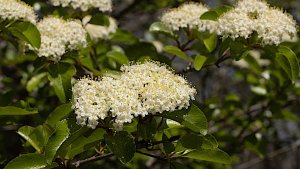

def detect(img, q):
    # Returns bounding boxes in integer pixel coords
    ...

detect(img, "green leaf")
[194,55,207,71]
[201,134,218,149]
[162,134,175,154]
[0,106,38,116]
[200,11,219,21]
[26,73,47,92]
[18,125,53,153]
[170,162,189,169]
[107,51,129,65]
[65,128,105,159]
[48,62,76,103]
[4,153,47,169]
[214,6,233,16]
[8,21,41,48]
[89,14,109,26]
[137,118,157,139]
[111,29,138,44]
[149,22,177,38]
[158,109,188,123]
[180,133,202,149]
[45,120,70,163]
[243,53,262,74]
[182,104,208,135]
[125,42,158,60]
[17,126,40,152]
[163,46,187,60]
[275,45,299,82]
[46,104,73,127]
[203,33,217,52]
[105,131,135,163]
[183,149,231,164]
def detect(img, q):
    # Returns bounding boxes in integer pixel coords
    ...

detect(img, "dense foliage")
[0,0,299,169]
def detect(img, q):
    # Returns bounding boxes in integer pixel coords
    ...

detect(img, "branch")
[71,153,114,168]
[136,150,166,161]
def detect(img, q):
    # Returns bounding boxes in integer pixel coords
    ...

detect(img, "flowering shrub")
[0,0,299,168]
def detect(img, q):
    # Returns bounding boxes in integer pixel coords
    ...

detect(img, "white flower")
[72,61,197,129]
[0,0,37,24]
[160,2,218,33]
[255,8,297,45]
[49,0,112,12]
[235,0,269,15]
[36,17,87,61]
[84,16,118,41]
[217,0,297,45]
[218,10,254,39]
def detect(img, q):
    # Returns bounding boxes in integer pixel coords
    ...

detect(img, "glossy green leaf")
[45,120,70,163]
[89,14,109,26]
[125,42,158,60]
[105,131,135,163]
[46,103,72,127]
[184,149,231,164]
[203,33,217,52]
[137,118,157,139]
[48,62,76,103]
[8,21,41,48]
[57,126,89,157]
[17,126,40,152]
[107,50,129,65]
[0,106,38,116]
[243,54,262,74]
[65,128,105,159]
[170,162,189,169]
[275,45,299,82]
[200,11,219,21]
[4,153,47,169]
[111,29,138,44]
[180,133,202,149]
[163,46,187,60]
[162,134,175,154]
[182,104,208,135]
[214,6,233,16]
[194,55,207,71]
[201,134,218,149]
[149,22,176,38]
[26,73,47,92]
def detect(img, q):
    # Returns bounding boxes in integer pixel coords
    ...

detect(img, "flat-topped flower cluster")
[161,2,218,33]
[218,0,297,45]
[0,0,36,24]
[72,61,197,129]
[36,17,87,61]
[50,0,112,12]
[160,0,297,45]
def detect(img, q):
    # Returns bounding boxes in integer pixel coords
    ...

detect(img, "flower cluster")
[83,16,118,41]
[50,0,112,12]
[36,17,87,61]
[72,61,197,129]
[218,0,297,45]
[160,2,218,33]
[0,0,36,24]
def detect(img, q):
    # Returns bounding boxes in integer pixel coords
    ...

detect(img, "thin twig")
[71,153,114,168]
[136,150,166,161]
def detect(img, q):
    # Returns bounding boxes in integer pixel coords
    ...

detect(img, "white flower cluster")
[36,17,87,61]
[72,61,197,129]
[0,0,36,24]
[160,2,218,33]
[50,0,112,12]
[218,0,297,45]
[83,16,118,41]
